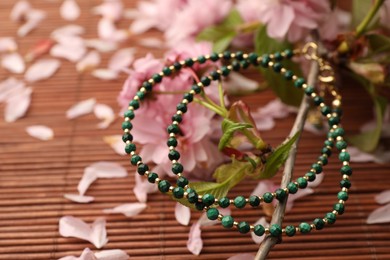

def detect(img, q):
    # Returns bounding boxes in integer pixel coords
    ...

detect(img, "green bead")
[201,76,211,86]
[273,52,282,61]
[136,91,145,100]
[339,152,350,162]
[158,180,171,193]
[223,51,232,60]
[147,172,158,183]
[218,197,230,208]
[183,93,193,102]
[152,73,162,83]
[237,222,250,234]
[336,140,347,150]
[172,114,182,123]
[176,103,187,113]
[168,150,180,160]
[261,54,270,67]
[321,106,331,116]
[333,203,345,215]
[125,143,136,154]
[129,100,139,109]
[297,177,308,188]
[304,86,314,95]
[167,137,178,147]
[313,96,323,106]
[176,176,188,187]
[299,222,311,234]
[248,53,258,64]
[232,60,241,71]
[206,208,219,220]
[284,70,293,80]
[202,194,215,206]
[234,196,246,208]
[321,147,332,156]
[285,225,296,237]
[269,224,282,237]
[254,224,265,236]
[340,165,352,176]
[337,191,349,201]
[312,163,322,173]
[130,154,141,165]
[334,127,345,137]
[221,66,230,76]
[191,84,202,94]
[275,188,286,201]
[173,62,182,70]
[187,191,198,203]
[287,182,298,194]
[210,53,219,61]
[172,163,183,174]
[324,140,334,147]
[184,58,194,66]
[333,107,343,116]
[263,192,274,203]
[235,51,244,60]
[137,163,149,175]
[124,110,134,119]
[121,121,132,130]
[162,67,171,76]
[272,62,282,72]
[142,81,153,91]
[167,124,180,134]
[313,218,325,230]
[173,187,184,198]
[249,195,260,207]
[284,49,294,58]
[221,215,234,228]
[325,212,336,224]
[240,60,250,69]
[328,116,340,126]
[318,155,328,165]
[340,179,351,189]
[305,172,316,182]
[197,55,206,64]
[195,202,205,211]
[210,71,220,80]
[294,77,305,88]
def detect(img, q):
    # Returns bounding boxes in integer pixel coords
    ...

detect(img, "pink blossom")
[380,0,390,29]
[165,0,232,46]
[319,8,351,41]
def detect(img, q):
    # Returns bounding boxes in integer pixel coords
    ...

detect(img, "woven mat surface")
[1,1,390,259]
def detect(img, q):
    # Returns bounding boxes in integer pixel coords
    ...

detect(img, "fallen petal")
[224,72,258,94]
[90,218,109,249]
[175,203,191,226]
[187,222,202,255]
[24,39,55,62]
[25,58,61,82]
[93,103,115,129]
[308,172,324,188]
[1,52,25,73]
[348,146,376,163]
[375,190,390,204]
[59,216,93,242]
[103,135,126,155]
[5,87,32,122]
[133,173,158,203]
[78,169,98,196]
[60,0,81,21]
[0,37,17,52]
[84,39,117,53]
[251,180,277,196]
[10,0,31,22]
[50,43,86,62]
[25,125,54,140]
[94,249,129,260]
[286,188,314,212]
[17,9,46,37]
[251,217,269,244]
[64,194,95,203]
[137,38,165,49]
[58,248,97,260]
[92,1,123,21]
[367,203,390,224]
[98,18,116,40]
[0,77,25,103]
[77,51,101,72]
[51,24,85,38]
[227,254,255,260]
[66,98,96,119]
[87,161,128,178]
[103,203,147,217]
[91,69,118,80]
[108,48,135,72]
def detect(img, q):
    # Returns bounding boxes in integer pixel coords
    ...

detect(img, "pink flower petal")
[51,24,85,38]
[64,194,95,203]
[224,72,258,94]
[66,98,96,119]
[103,203,147,217]
[108,48,135,72]
[50,43,86,62]
[308,172,324,188]
[77,51,101,72]
[1,52,25,73]
[84,39,118,53]
[91,69,118,80]
[187,222,202,256]
[94,249,129,260]
[25,125,54,140]
[88,161,128,178]
[227,254,255,260]
[25,58,60,82]
[58,248,97,260]
[251,180,277,196]
[348,146,376,163]
[0,77,25,102]
[90,218,109,249]
[375,190,390,204]
[94,103,115,129]
[175,202,191,226]
[367,203,390,224]
[78,170,98,196]
[103,135,126,155]
[98,18,116,40]
[133,173,158,203]
[17,9,46,37]
[10,0,31,22]
[92,1,123,21]
[251,217,269,244]
[137,38,165,49]
[4,87,32,122]
[60,0,81,21]
[0,37,17,52]
[286,188,314,212]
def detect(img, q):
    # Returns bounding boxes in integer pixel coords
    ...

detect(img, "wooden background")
[1,1,390,259]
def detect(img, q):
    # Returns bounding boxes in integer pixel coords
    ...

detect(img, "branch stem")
[355,0,385,38]
[254,58,319,260]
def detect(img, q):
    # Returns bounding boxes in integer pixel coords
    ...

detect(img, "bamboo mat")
[1,1,390,259]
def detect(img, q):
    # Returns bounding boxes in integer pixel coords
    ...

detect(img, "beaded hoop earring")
[121,42,352,238]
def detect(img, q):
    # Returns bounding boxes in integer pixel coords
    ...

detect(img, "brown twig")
[254,57,320,260]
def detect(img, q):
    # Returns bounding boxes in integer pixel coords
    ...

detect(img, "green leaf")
[366,34,390,55]
[259,131,300,179]
[346,73,387,152]
[218,119,253,150]
[196,9,243,53]
[352,0,376,28]
[254,26,303,107]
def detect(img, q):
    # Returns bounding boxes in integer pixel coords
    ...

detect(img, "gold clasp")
[302,42,335,84]
[302,42,319,61]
